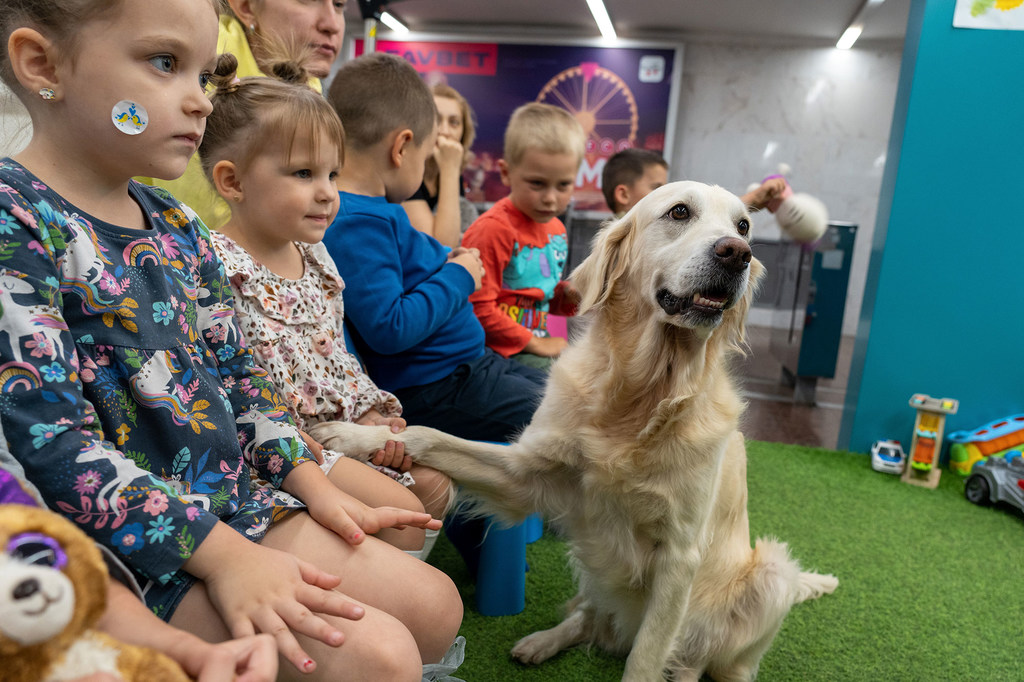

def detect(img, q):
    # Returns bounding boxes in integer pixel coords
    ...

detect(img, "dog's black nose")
[713,237,752,273]
[13,578,40,600]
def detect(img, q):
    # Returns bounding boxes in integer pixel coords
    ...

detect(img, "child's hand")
[300,429,326,465]
[434,136,464,176]
[306,484,442,545]
[448,246,484,291]
[525,335,568,358]
[188,634,279,682]
[355,411,411,471]
[187,525,364,675]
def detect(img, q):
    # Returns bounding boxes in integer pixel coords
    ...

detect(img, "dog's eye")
[667,204,690,221]
[737,219,750,236]
[6,532,67,569]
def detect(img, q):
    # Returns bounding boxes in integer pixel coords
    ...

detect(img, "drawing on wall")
[953,0,1024,29]
[355,39,681,212]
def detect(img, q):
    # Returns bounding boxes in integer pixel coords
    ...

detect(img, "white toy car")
[871,439,906,474]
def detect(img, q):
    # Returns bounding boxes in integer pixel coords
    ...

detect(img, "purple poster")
[356,39,680,212]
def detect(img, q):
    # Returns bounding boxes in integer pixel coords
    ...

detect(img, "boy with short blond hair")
[322,53,547,444]
[461,103,586,370]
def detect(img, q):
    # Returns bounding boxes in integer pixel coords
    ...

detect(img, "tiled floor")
[734,325,853,450]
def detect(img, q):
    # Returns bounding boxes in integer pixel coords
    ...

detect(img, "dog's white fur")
[310,181,837,681]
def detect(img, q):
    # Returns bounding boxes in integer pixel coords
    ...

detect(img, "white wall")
[0,86,31,157]
[670,43,902,334]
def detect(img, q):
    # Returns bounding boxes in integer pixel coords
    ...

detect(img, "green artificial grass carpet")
[427,441,1024,681]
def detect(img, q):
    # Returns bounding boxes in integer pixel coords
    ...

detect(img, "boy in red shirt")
[461,103,585,370]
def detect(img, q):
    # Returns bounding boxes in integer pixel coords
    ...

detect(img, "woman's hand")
[434,135,464,178]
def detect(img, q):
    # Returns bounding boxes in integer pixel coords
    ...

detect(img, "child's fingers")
[228,634,280,682]
[297,582,366,621]
[254,609,323,675]
[374,507,443,531]
[295,557,342,590]
[317,506,367,545]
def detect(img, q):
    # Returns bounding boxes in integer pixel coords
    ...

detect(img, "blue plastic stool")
[524,513,543,544]
[475,518,527,616]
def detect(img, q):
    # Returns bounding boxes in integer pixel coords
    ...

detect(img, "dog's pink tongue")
[702,293,727,302]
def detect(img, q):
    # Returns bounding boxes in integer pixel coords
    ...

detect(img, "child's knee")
[300,613,422,682]
[416,567,464,662]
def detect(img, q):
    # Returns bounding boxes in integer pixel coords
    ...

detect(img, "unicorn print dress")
[0,159,313,617]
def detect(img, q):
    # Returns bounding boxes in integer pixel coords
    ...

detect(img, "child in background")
[323,53,547,443]
[197,54,453,556]
[461,103,585,371]
[601,148,670,216]
[602,147,787,216]
[0,2,461,679]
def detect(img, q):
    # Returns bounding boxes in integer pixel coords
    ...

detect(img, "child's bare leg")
[170,512,463,678]
[408,464,454,519]
[326,456,425,550]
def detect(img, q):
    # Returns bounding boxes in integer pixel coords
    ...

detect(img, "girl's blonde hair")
[198,51,345,177]
[503,102,585,169]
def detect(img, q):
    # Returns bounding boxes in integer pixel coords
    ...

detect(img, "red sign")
[355,40,498,76]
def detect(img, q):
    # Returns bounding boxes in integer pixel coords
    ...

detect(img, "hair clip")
[39,87,56,101]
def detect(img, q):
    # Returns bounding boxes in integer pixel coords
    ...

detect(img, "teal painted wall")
[840,0,1024,454]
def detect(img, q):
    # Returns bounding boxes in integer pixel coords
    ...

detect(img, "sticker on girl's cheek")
[111,100,148,135]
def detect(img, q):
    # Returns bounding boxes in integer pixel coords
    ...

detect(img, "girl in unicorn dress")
[0,1,461,679]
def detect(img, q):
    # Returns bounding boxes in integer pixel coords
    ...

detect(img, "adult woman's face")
[252,0,346,78]
[434,95,465,145]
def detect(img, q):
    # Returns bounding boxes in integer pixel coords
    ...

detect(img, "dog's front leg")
[623,543,698,681]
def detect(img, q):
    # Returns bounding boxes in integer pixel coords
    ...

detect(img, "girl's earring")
[249,23,257,32]
[39,87,56,101]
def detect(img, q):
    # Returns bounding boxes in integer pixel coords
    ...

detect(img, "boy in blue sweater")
[323,53,547,444]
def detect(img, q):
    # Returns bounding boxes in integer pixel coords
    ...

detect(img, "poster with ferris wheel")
[353,37,682,213]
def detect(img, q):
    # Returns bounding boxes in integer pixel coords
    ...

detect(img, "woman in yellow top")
[146,0,345,228]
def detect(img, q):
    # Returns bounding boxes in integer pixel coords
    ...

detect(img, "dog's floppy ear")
[718,255,765,355]
[571,212,636,315]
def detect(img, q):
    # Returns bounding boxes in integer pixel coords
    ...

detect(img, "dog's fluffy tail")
[793,570,839,603]
[675,539,837,680]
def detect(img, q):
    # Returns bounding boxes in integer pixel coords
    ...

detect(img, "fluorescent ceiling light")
[836,24,863,49]
[837,0,884,49]
[380,11,409,34]
[586,0,617,40]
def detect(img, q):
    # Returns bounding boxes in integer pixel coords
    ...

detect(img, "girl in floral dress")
[198,56,454,558]
[0,1,462,679]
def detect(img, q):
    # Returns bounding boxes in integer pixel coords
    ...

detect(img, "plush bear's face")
[0,504,108,657]
[0,530,75,645]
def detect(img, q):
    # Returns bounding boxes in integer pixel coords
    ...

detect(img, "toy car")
[964,450,1024,513]
[871,439,906,474]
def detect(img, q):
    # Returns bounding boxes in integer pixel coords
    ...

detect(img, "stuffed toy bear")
[0,503,190,682]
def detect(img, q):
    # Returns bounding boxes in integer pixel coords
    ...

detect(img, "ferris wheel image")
[536,62,639,153]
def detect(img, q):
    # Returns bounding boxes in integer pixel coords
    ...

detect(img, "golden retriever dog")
[309,181,838,681]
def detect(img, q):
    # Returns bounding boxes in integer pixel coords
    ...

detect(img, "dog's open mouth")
[657,289,730,316]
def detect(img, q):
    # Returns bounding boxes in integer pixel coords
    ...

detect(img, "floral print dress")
[212,235,412,486]
[0,159,313,617]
